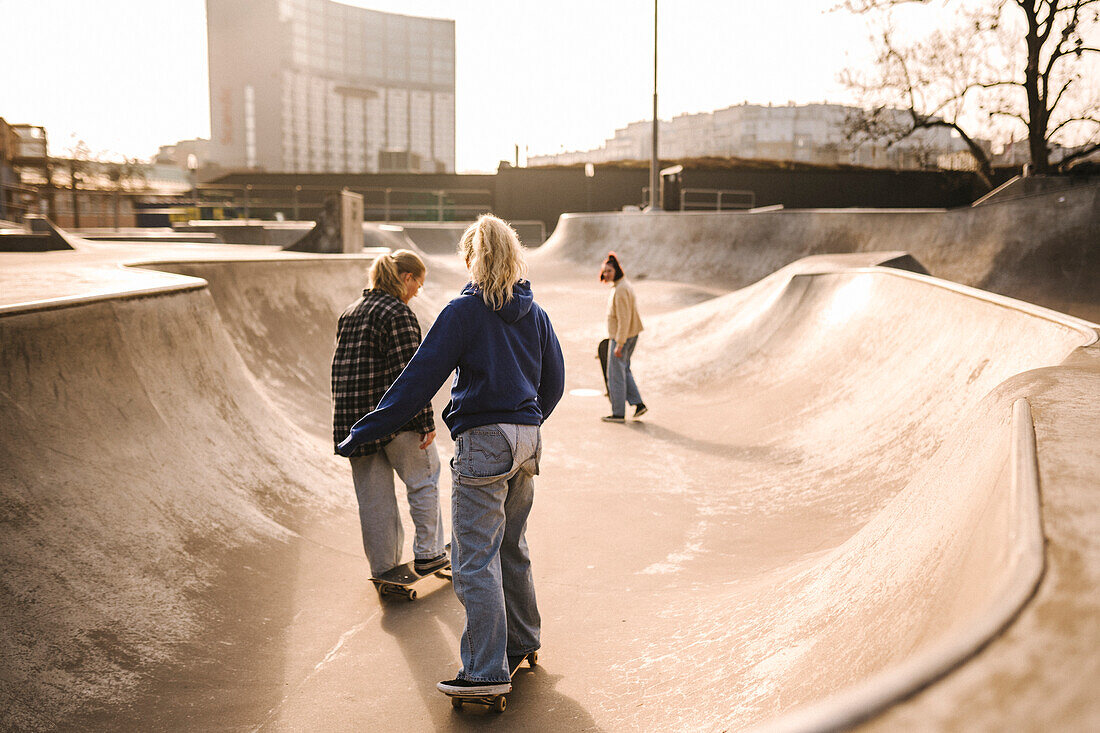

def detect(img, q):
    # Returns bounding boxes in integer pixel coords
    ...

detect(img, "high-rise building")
[206,0,455,173]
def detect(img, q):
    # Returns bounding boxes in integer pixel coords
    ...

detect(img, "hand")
[420,431,436,449]
[614,345,623,358]
[336,435,355,457]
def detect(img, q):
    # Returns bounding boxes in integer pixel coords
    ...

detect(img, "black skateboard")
[598,338,610,395]
[370,561,452,602]
[445,651,538,713]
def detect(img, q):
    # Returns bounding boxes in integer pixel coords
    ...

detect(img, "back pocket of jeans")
[459,426,513,478]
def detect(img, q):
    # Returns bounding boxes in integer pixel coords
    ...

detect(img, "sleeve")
[536,310,566,422]
[612,286,632,346]
[390,308,435,435]
[606,289,619,342]
[337,304,464,456]
[331,312,349,390]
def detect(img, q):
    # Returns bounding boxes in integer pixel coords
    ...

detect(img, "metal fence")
[0,181,41,222]
[191,183,494,223]
[680,188,755,211]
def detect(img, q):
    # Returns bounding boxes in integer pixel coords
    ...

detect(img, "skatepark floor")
[1,234,1098,732]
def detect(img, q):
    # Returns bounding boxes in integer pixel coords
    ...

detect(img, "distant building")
[529,102,972,170]
[205,0,455,174]
[0,118,49,223]
[155,138,211,168]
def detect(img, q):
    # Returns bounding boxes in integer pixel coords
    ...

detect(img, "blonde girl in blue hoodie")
[338,214,565,699]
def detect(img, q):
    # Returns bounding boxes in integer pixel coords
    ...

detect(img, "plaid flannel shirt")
[331,289,434,457]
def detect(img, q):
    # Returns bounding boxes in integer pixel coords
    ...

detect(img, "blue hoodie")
[337,280,565,455]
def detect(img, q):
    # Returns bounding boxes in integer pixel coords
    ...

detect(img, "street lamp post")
[648,0,661,211]
[585,162,595,211]
[187,154,199,217]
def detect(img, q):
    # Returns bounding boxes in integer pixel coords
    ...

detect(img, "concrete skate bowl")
[0,253,463,730]
[620,262,1098,730]
[539,181,1100,323]
[1,242,1099,730]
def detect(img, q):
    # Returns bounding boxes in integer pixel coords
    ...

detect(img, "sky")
[2,0,921,172]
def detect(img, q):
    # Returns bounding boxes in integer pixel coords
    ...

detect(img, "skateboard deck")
[370,561,452,602]
[445,651,538,713]
[598,338,610,395]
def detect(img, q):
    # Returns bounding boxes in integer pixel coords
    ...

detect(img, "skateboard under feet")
[446,651,538,713]
[370,561,452,602]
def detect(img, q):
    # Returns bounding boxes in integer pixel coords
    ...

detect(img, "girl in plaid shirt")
[331,249,448,578]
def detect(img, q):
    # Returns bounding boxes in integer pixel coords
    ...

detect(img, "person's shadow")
[378,582,603,730]
[625,419,803,465]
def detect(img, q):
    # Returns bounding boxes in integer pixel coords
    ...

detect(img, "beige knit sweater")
[607,278,644,346]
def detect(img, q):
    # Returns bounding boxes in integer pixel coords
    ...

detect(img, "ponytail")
[458,214,528,310]
[369,249,426,300]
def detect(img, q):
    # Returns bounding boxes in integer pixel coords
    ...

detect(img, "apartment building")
[206,0,455,173]
[530,102,969,170]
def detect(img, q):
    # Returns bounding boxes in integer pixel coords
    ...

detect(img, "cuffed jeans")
[349,430,444,577]
[450,423,542,683]
[607,335,643,417]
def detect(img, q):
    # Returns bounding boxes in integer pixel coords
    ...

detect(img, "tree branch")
[1060,140,1100,167]
[1035,0,1060,45]
[1047,77,1075,115]
[974,80,1028,90]
[991,110,1032,125]
[1047,115,1100,137]
[911,117,994,185]
[838,0,931,14]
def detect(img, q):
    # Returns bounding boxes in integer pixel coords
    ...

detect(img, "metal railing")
[680,188,755,211]
[0,181,41,222]
[193,183,494,223]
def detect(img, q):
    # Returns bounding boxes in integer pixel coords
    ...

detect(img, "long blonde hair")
[369,249,426,300]
[459,214,528,310]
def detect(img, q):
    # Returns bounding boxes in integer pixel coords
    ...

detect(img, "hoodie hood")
[461,280,534,323]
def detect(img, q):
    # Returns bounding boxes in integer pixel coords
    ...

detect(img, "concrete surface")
[1,211,1098,731]
[542,183,1099,323]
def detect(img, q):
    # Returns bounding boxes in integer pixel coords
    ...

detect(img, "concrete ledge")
[756,398,1045,733]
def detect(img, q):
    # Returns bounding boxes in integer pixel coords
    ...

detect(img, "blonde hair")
[368,249,426,300]
[459,214,528,310]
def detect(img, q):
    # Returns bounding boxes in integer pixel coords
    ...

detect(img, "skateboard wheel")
[492,696,506,713]
[406,589,417,601]
[450,697,463,710]
[529,651,538,666]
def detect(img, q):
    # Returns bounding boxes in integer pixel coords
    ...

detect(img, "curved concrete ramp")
[0,240,1097,731]
[540,182,1100,323]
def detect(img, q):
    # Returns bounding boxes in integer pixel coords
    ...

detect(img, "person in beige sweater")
[600,251,647,422]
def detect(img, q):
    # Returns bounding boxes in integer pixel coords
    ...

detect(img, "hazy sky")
[2,0,897,172]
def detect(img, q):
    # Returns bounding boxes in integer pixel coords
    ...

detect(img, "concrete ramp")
[0,281,346,728]
[619,265,1094,730]
[137,257,453,439]
[539,182,1100,322]
[0,216,83,251]
[0,237,1097,730]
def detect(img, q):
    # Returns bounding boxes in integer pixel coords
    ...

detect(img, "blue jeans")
[607,335,643,417]
[349,431,444,577]
[450,423,542,683]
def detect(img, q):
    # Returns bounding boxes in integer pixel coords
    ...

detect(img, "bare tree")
[64,140,94,228]
[104,158,146,230]
[841,0,1100,183]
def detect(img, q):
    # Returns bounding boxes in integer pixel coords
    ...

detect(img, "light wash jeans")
[450,423,542,683]
[607,335,643,417]
[349,430,444,577]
